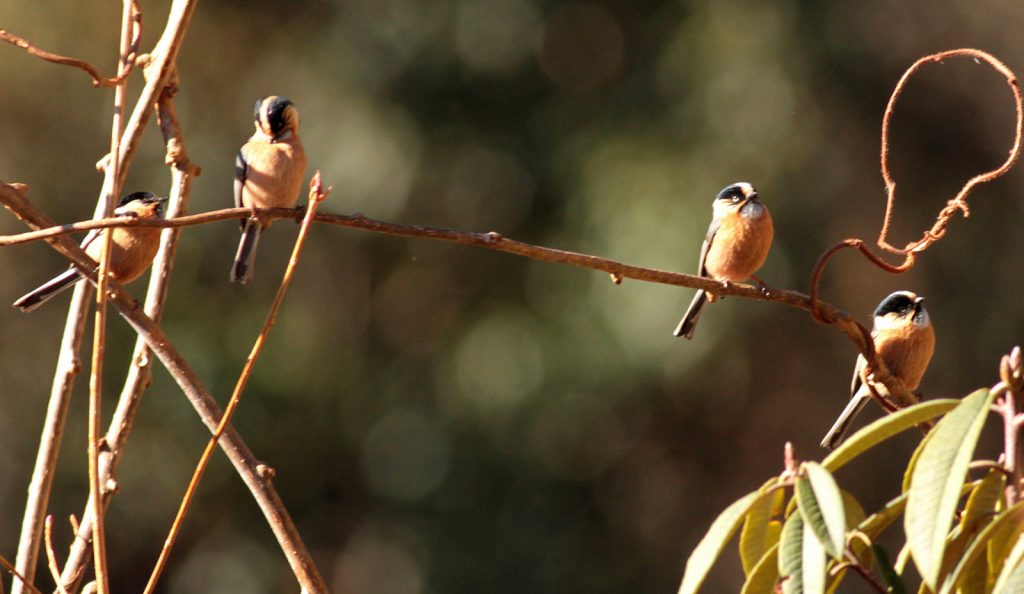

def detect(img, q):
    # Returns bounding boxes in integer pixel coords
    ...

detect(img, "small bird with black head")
[13,192,168,312]
[673,182,774,339]
[820,290,935,449]
[231,95,308,284]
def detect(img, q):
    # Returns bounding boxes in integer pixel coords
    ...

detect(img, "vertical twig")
[998,347,1023,505]
[144,174,331,594]
[86,2,137,590]
[43,518,69,594]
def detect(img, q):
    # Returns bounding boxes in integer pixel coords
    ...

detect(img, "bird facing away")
[231,95,308,284]
[13,192,167,312]
[820,290,935,449]
[673,182,774,339]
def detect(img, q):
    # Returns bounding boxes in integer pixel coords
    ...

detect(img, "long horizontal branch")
[0,195,920,427]
[0,205,858,327]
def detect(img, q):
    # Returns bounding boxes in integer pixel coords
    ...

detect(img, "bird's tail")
[13,268,82,312]
[673,289,708,339]
[231,219,262,284]
[819,391,870,450]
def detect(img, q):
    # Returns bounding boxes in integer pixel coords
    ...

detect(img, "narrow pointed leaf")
[802,520,827,594]
[741,489,779,575]
[936,500,1024,594]
[993,533,1024,594]
[961,469,1006,531]
[795,463,846,559]
[905,388,994,589]
[741,544,780,594]
[822,399,959,472]
[779,513,804,594]
[679,491,762,594]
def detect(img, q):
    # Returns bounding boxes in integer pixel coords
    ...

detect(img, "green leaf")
[956,470,1007,594]
[679,491,763,594]
[905,388,995,590]
[821,399,959,473]
[741,488,780,575]
[903,420,938,493]
[872,544,908,594]
[795,463,846,559]
[741,544,780,594]
[961,469,1006,531]
[779,513,804,594]
[987,500,1024,585]
[859,492,908,540]
[802,520,827,594]
[993,533,1024,594]
[936,500,1024,594]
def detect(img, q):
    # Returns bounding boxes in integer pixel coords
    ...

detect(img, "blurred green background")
[2,1,1023,592]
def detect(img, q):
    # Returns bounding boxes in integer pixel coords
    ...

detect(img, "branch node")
[485,231,502,244]
[256,463,276,481]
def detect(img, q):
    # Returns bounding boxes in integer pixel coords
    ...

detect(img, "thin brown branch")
[997,347,1023,505]
[43,518,68,594]
[0,184,328,593]
[87,3,138,590]
[0,554,42,594]
[144,174,331,594]
[879,49,1023,255]
[0,15,141,88]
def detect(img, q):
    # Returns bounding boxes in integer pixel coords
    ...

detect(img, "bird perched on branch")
[13,192,167,312]
[820,290,935,449]
[673,182,774,339]
[231,95,308,284]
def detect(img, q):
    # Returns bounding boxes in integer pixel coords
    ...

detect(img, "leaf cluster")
[680,389,1024,593]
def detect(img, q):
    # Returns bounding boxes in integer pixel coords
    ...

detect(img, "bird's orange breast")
[704,207,774,282]
[240,139,308,214]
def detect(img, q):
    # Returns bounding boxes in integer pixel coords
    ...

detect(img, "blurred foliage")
[1,0,1023,592]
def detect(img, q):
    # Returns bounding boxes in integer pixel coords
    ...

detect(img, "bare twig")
[810,49,1022,316]
[43,518,68,594]
[86,3,139,590]
[0,14,141,88]
[0,184,328,593]
[0,554,42,594]
[144,174,331,594]
[998,347,1023,505]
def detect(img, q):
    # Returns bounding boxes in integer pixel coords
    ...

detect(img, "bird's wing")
[234,146,250,230]
[697,217,721,276]
[850,354,866,398]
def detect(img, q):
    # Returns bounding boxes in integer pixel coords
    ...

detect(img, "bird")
[673,182,774,339]
[231,95,308,284]
[820,290,936,449]
[13,192,167,312]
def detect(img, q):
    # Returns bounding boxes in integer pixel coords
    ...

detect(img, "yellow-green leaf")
[741,544,780,594]
[821,399,959,473]
[802,519,827,594]
[936,500,1024,594]
[992,533,1024,594]
[679,491,762,594]
[741,488,780,575]
[796,462,846,559]
[906,388,995,590]
[779,512,804,594]
[903,421,938,493]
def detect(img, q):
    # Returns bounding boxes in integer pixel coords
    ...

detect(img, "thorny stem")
[143,174,330,594]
